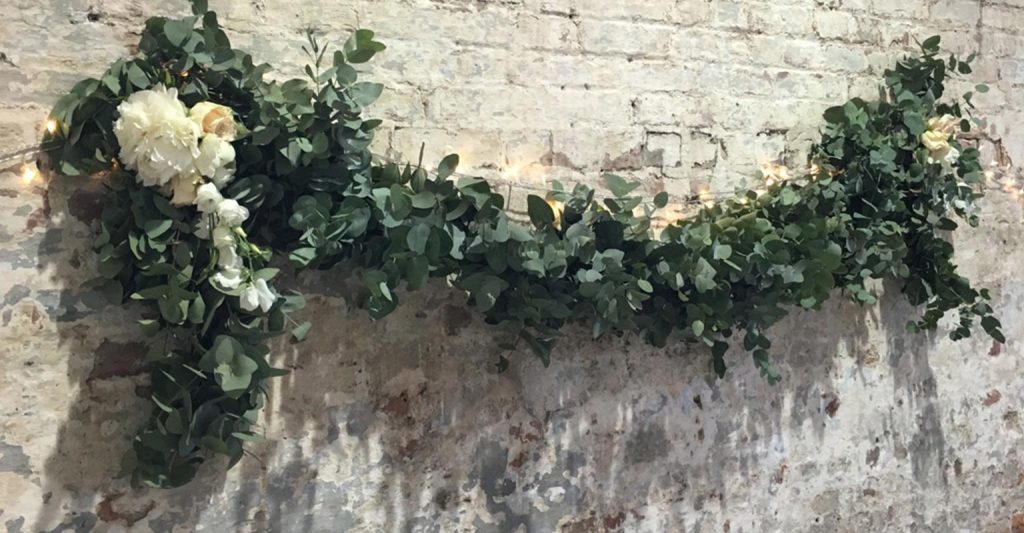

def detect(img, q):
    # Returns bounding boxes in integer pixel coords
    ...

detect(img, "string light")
[20,163,39,185]
[697,186,715,208]
[501,167,517,181]
[760,161,791,185]
[45,119,58,135]
[546,197,564,226]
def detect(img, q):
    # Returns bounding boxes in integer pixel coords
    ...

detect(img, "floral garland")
[42,1,1003,488]
[114,87,271,307]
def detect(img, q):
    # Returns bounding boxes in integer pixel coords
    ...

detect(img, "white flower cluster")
[113,86,275,314]
[921,114,960,167]
[114,85,238,205]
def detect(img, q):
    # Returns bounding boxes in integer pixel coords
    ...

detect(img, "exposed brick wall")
[1,1,1023,531]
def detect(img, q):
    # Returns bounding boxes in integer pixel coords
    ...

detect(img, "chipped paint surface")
[2,0,1024,531]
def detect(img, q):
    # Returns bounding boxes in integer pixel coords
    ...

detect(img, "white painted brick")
[371,38,459,90]
[841,0,872,10]
[770,70,848,101]
[869,0,929,18]
[550,128,645,169]
[677,0,714,26]
[820,44,870,72]
[986,31,1024,59]
[676,29,752,63]
[634,93,716,127]
[374,86,428,127]
[710,0,748,29]
[813,10,861,41]
[982,5,1024,31]
[752,39,868,73]
[389,127,503,171]
[508,54,699,92]
[450,47,512,85]
[531,0,573,16]
[356,2,517,46]
[681,130,720,169]
[501,129,553,168]
[747,4,814,36]
[579,19,676,56]
[695,64,774,96]
[646,132,682,167]
[574,0,678,23]
[430,87,633,129]
[1001,59,1024,84]
[515,13,580,51]
[931,0,981,22]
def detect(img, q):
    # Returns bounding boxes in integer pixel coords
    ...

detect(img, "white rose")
[195,134,236,188]
[189,101,239,141]
[217,198,249,227]
[195,182,223,214]
[927,114,958,136]
[194,215,212,239]
[921,130,950,156]
[168,173,200,206]
[239,278,276,313]
[212,268,243,289]
[929,146,960,166]
[217,244,242,270]
[212,225,235,249]
[946,146,960,165]
[114,85,201,188]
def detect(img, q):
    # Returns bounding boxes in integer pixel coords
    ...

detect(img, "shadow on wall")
[25,172,229,532]
[20,169,950,531]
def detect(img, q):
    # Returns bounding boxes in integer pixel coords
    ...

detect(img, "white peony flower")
[217,244,243,270]
[239,278,276,313]
[195,134,236,188]
[114,85,201,188]
[168,172,200,206]
[189,101,239,141]
[212,225,235,249]
[212,268,243,289]
[195,182,223,214]
[217,198,249,227]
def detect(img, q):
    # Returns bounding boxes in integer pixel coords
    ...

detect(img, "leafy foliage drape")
[44,1,1002,487]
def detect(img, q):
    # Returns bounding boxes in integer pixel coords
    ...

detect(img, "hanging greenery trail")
[44,1,1002,488]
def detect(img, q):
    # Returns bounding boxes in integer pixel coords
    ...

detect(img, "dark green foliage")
[45,2,1001,490]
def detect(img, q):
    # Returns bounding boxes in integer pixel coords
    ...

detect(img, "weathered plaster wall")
[2,0,1024,531]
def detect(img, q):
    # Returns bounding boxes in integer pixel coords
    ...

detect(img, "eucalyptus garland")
[43,0,1003,488]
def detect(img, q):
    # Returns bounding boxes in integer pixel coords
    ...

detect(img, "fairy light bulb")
[501,162,524,183]
[760,161,790,186]
[45,119,58,135]
[697,187,715,208]
[546,198,564,226]
[20,164,39,185]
